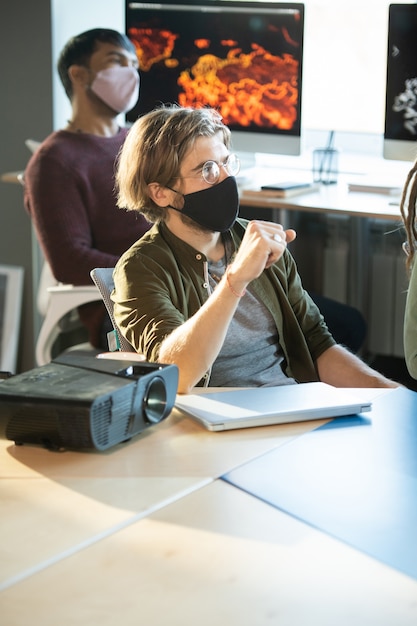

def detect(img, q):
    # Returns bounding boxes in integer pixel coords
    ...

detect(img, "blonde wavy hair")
[115,104,231,223]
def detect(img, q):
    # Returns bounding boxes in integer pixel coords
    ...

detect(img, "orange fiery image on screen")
[131,28,299,130]
[179,44,298,130]
[128,27,178,71]
[195,38,210,50]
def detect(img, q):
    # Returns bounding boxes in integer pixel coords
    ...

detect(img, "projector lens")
[143,376,167,423]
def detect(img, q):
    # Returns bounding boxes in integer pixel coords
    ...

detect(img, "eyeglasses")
[177,153,241,185]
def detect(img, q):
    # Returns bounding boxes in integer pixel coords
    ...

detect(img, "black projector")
[0,353,178,451]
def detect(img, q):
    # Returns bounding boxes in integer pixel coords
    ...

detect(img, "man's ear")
[68,64,89,88]
[148,182,172,207]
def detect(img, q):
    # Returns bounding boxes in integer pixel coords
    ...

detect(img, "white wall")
[51,0,124,130]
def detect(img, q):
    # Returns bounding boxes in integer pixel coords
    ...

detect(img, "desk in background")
[1,385,417,625]
[239,170,402,222]
[238,166,408,358]
[0,171,24,185]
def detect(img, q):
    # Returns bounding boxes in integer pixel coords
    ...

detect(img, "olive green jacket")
[112,218,335,385]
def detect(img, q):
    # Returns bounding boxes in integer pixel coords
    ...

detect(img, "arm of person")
[315,344,399,388]
[404,260,417,379]
[159,221,296,393]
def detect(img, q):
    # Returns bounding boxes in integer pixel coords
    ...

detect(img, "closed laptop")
[174,382,372,431]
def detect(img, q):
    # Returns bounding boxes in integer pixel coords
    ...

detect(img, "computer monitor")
[125,0,305,157]
[384,3,417,162]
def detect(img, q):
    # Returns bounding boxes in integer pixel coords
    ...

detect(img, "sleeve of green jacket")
[112,222,211,363]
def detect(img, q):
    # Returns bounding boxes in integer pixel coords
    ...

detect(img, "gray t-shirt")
[207,256,296,387]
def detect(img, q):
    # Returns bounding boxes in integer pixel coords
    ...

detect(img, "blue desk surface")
[222,386,417,580]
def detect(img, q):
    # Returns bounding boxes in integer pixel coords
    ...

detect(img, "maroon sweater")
[24,128,150,347]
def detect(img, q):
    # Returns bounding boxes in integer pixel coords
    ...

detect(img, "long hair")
[400,161,417,273]
[115,104,231,223]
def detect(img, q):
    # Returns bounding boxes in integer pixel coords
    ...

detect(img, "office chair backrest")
[90,268,134,353]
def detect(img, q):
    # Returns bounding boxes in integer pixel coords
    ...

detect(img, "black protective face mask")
[167,176,239,232]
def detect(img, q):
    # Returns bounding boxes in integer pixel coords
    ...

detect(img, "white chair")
[35,273,100,366]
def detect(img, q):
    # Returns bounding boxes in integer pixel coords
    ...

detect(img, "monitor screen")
[384,3,417,162]
[125,0,305,157]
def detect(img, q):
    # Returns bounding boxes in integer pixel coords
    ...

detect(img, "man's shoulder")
[33,127,128,155]
[26,128,128,176]
[26,131,82,164]
[117,222,196,271]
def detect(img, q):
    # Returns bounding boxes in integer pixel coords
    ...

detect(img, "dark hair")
[57,28,136,99]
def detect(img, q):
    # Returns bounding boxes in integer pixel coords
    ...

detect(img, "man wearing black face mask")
[112,104,398,393]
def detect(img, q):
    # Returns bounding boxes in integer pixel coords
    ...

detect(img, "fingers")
[285,228,297,243]
[268,227,296,248]
[235,220,297,275]
[264,226,296,268]
[248,220,296,246]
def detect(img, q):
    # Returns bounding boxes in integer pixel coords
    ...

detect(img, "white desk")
[237,149,410,221]
[2,480,417,626]
[0,405,322,592]
[239,174,402,222]
[1,393,417,626]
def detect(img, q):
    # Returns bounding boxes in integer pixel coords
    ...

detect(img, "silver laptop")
[174,382,372,431]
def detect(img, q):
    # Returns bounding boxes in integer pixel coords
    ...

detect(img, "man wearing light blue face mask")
[24,28,151,350]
